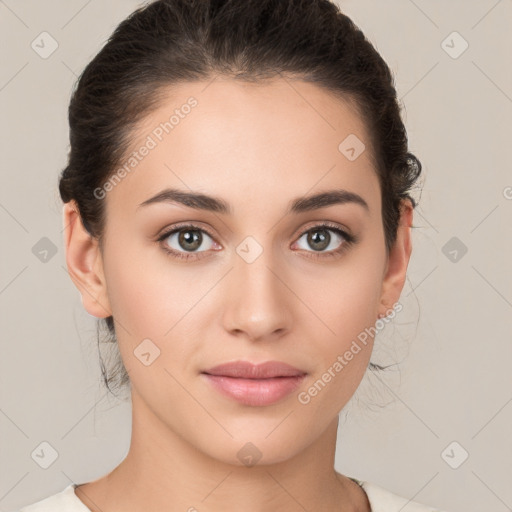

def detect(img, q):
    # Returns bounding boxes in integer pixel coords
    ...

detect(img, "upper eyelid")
[157,222,214,238]
[295,220,350,236]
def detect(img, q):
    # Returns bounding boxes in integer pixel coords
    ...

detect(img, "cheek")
[101,241,217,380]
[101,241,189,348]
[299,248,385,344]
[293,241,386,400]
[103,228,183,320]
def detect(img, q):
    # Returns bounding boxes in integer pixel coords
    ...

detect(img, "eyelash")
[156,222,357,261]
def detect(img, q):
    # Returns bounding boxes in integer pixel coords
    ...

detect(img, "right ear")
[62,201,112,319]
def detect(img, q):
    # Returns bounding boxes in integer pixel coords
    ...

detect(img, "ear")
[378,199,413,318]
[62,201,112,319]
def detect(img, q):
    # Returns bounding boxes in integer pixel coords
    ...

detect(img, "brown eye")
[306,228,331,251]
[296,226,346,253]
[163,227,214,252]
[292,223,357,260]
[158,224,219,260]
[176,229,203,251]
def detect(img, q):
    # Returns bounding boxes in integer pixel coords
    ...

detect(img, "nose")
[221,246,293,343]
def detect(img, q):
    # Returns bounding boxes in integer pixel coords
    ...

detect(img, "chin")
[191,420,316,468]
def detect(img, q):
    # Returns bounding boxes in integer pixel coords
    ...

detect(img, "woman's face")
[66,77,412,465]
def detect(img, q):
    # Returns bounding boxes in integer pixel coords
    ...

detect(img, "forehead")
[104,77,380,219]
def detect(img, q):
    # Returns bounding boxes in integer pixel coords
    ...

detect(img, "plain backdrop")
[1,1,511,511]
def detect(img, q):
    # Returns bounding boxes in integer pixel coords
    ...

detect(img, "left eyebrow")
[288,189,369,214]
[137,187,369,214]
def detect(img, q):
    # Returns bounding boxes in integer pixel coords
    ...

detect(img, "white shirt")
[18,480,447,511]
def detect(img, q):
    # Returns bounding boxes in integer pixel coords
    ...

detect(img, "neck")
[76,388,365,512]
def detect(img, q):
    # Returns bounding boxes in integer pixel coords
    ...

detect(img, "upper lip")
[202,360,307,379]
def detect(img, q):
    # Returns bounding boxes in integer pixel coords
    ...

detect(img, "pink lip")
[201,360,307,406]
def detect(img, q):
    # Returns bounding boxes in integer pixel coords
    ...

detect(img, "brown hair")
[59,0,422,397]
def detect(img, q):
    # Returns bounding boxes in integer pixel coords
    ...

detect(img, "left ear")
[378,199,413,317]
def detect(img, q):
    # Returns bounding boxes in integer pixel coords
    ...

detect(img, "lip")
[201,360,307,406]
[203,360,306,379]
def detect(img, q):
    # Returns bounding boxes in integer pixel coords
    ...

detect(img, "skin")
[63,77,413,512]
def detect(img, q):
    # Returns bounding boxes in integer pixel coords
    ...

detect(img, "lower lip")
[201,374,306,406]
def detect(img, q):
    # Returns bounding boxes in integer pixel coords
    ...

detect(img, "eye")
[157,223,220,260]
[156,221,357,262]
[292,222,356,259]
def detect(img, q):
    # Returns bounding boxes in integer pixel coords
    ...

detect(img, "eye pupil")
[178,229,202,251]
[308,229,330,251]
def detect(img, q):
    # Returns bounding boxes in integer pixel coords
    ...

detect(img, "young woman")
[20,0,447,510]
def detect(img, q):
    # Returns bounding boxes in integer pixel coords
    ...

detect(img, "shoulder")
[17,479,449,512]
[355,479,449,512]
[18,484,90,512]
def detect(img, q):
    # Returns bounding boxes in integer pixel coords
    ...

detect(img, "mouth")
[201,360,307,406]
[203,360,307,379]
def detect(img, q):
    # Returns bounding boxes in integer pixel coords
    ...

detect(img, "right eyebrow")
[138,188,231,214]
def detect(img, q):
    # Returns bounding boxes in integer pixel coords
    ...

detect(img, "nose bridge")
[222,238,292,340]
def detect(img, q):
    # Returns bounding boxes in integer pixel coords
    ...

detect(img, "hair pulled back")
[59,0,422,396]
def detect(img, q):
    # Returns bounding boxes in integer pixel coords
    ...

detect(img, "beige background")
[1,1,511,511]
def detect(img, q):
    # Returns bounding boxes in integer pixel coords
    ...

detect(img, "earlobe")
[378,199,413,318]
[63,201,112,319]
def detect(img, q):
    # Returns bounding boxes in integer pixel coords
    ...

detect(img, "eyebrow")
[137,188,369,214]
